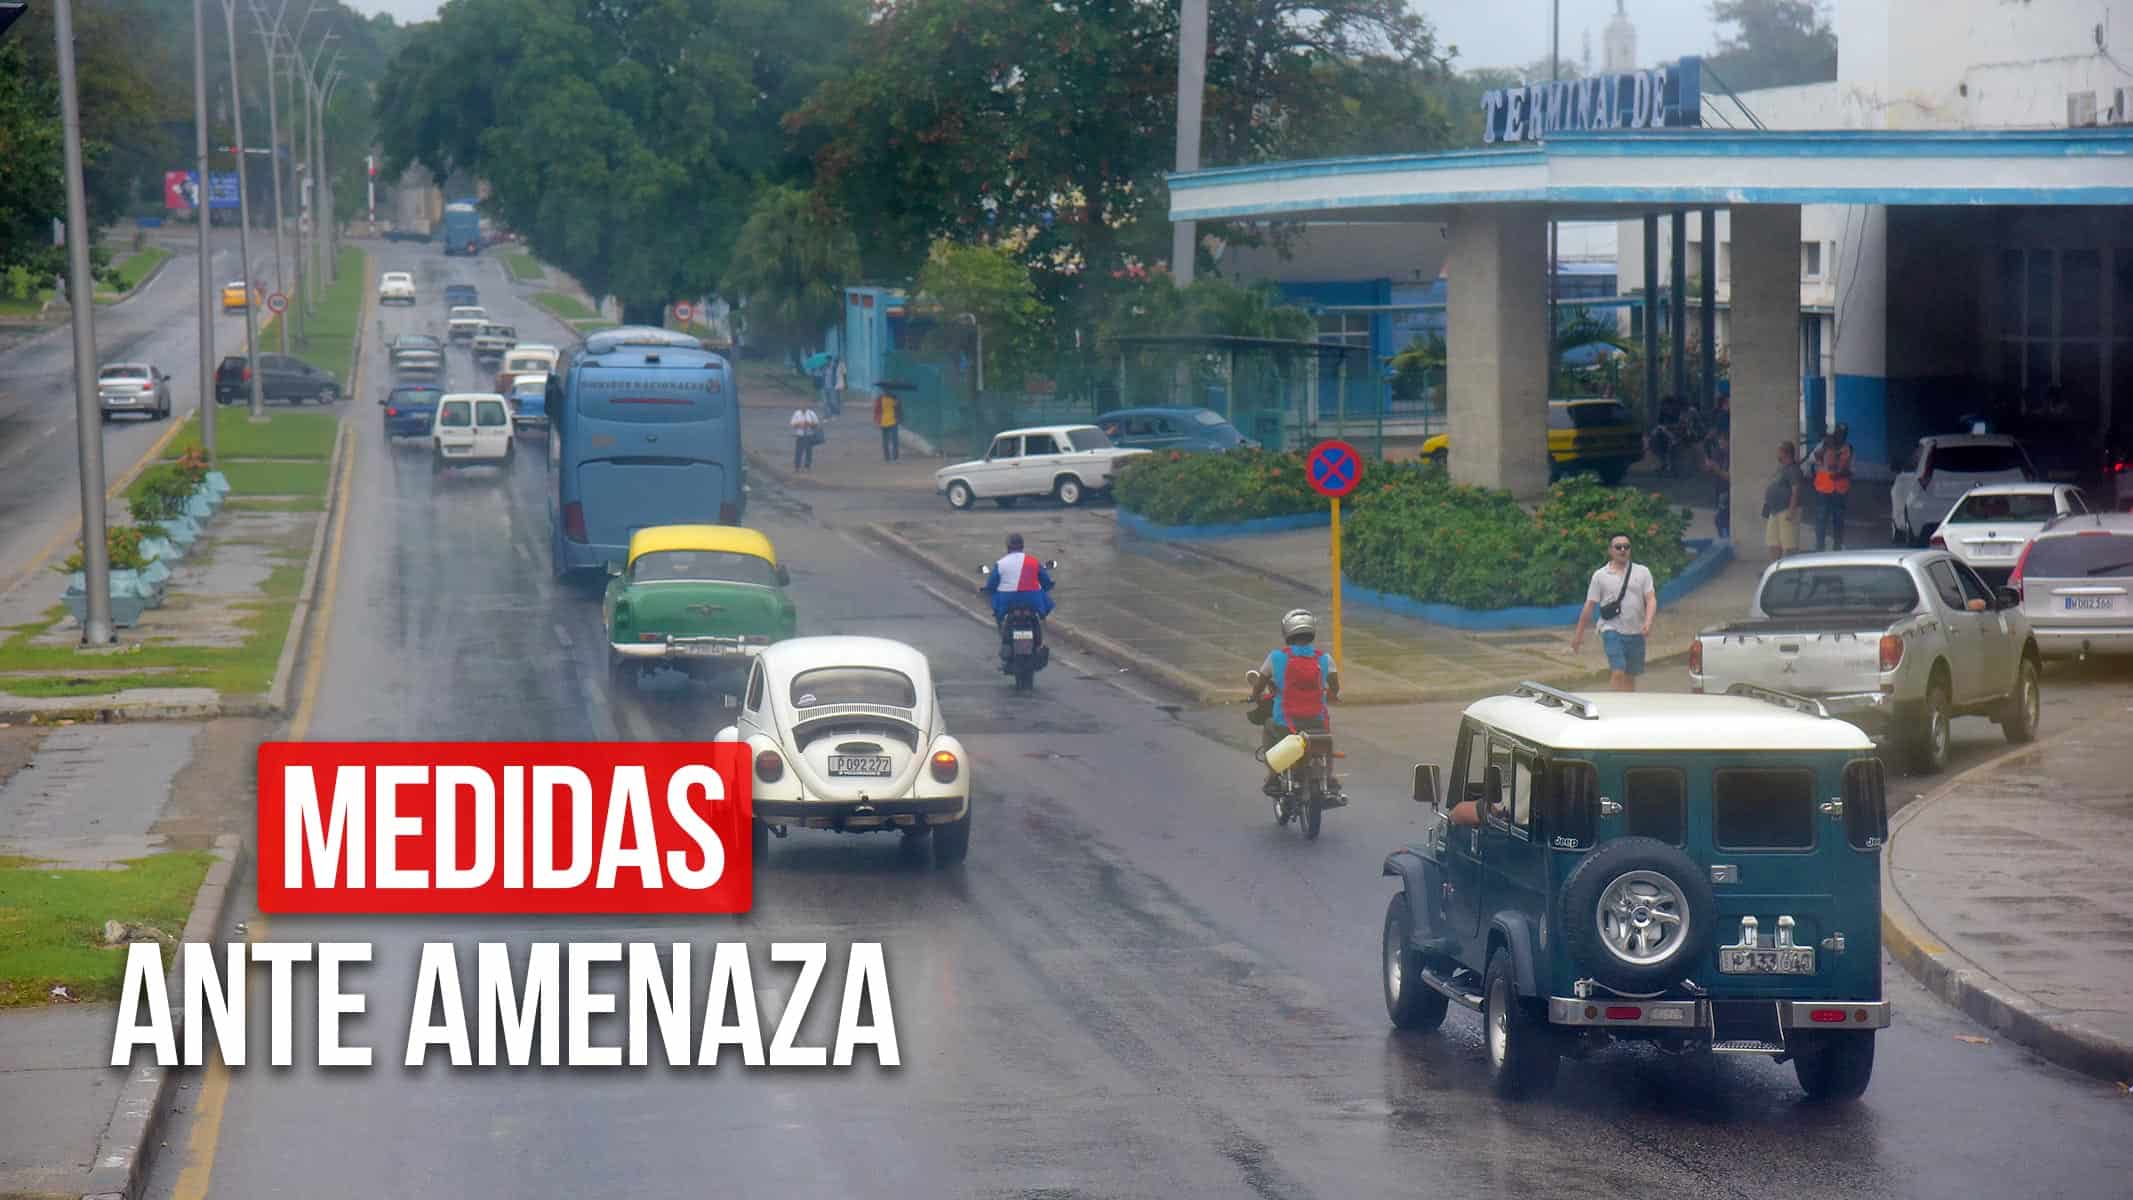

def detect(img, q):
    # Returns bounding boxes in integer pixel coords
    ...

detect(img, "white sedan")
[934,423,1151,510]
[1930,482,2097,584]
[377,271,416,304]
[716,636,971,866]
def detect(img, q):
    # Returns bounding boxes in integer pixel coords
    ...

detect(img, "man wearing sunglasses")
[1570,533,1657,691]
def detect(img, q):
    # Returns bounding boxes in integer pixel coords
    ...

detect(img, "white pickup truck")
[1688,550,2041,773]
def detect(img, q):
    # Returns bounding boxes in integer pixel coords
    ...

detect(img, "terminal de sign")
[1482,56,1703,144]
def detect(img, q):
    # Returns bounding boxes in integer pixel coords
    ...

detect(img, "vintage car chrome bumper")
[754,794,965,828]
[610,635,768,660]
[1548,997,1891,1031]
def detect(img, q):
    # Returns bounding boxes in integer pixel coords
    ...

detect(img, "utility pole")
[54,0,114,645]
[1170,0,1208,286]
[219,0,267,420]
[1547,0,1560,398]
[300,33,337,312]
[251,0,291,355]
[322,63,343,282]
[192,1,218,467]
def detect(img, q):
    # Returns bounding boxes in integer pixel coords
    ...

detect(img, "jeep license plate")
[1719,947,1815,975]
[828,755,892,778]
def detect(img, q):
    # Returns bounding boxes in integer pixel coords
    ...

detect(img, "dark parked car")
[382,383,445,439]
[383,225,430,243]
[1095,406,1251,453]
[215,354,341,406]
[443,284,479,309]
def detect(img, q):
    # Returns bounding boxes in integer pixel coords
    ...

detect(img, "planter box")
[162,515,201,549]
[184,491,216,520]
[139,558,171,589]
[203,470,230,497]
[62,570,149,629]
[139,535,182,564]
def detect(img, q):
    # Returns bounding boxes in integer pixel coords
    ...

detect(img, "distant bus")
[547,326,745,580]
[441,202,481,256]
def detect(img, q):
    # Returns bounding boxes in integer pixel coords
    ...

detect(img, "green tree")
[1703,0,1838,92]
[377,0,863,320]
[723,186,861,356]
[912,239,1050,390]
[0,41,66,280]
[1099,275,1315,343]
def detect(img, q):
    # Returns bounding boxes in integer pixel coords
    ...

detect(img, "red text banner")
[257,743,752,915]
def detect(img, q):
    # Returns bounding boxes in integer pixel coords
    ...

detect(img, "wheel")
[1794,1031,1875,1101]
[1383,895,1449,1032]
[1012,664,1034,691]
[946,480,974,510]
[1053,476,1084,506]
[503,443,516,471]
[430,452,445,477]
[751,816,769,864]
[1558,835,1716,994]
[932,806,971,866]
[1999,655,2040,744]
[992,497,1017,509]
[1482,948,1558,1100]
[1909,675,1953,774]
[1301,793,1322,840]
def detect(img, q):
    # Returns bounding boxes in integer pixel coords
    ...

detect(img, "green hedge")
[1113,448,1692,608]
[1344,475,1693,609]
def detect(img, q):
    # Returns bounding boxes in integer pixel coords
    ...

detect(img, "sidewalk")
[871,505,1769,704]
[739,364,947,493]
[1883,715,2133,1084]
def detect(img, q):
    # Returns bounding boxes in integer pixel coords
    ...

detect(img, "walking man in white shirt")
[790,404,821,472]
[1569,531,1658,692]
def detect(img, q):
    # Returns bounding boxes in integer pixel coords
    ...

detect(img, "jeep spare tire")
[1558,836,1715,994]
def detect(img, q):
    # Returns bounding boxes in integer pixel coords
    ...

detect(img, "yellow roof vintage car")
[624,524,777,567]
[1420,398,1644,485]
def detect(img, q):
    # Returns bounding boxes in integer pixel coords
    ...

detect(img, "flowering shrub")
[55,525,152,574]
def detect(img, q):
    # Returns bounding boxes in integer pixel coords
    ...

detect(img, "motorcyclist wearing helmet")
[1249,608,1340,797]
[980,533,1055,625]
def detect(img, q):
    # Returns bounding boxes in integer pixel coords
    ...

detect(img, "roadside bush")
[131,467,196,522]
[1342,474,1693,610]
[55,526,151,575]
[1111,446,1431,526]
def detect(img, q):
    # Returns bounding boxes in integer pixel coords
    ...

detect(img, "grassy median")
[111,245,172,292]
[502,250,544,282]
[0,850,215,1006]
[533,290,598,321]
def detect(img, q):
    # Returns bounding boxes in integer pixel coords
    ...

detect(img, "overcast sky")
[345,0,1724,73]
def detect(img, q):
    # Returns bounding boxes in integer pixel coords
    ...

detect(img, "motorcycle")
[1246,668,1347,840]
[975,559,1059,692]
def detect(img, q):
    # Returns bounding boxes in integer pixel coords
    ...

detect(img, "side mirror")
[1246,668,1263,689]
[1995,585,2020,610]
[1411,763,1443,806]
[774,564,790,587]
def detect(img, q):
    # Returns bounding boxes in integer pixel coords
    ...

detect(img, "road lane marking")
[289,431,357,742]
[553,621,573,649]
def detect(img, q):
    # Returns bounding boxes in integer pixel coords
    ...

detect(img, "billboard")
[164,170,200,210]
[208,171,241,210]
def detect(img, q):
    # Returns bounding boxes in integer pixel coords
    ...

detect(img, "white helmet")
[1280,608,1317,640]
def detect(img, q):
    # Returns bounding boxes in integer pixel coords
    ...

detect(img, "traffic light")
[0,4,28,40]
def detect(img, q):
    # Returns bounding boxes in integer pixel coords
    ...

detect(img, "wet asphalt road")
[142,243,2133,1200]
[0,233,263,587]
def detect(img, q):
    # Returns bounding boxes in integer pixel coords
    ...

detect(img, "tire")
[1482,948,1558,1100]
[431,451,446,477]
[932,806,971,866]
[1054,476,1084,506]
[1012,663,1034,691]
[1558,835,1716,994]
[1301,793,1322,840]
[1794,1031,1875,1101]
[1999,654,2040,744]
[318,385,339,404]
[1383,895,1449,1032]
[946,480,974,510]
[1909,675,1953,775]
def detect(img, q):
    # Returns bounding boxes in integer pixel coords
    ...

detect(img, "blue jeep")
[1382,682,1891,1101]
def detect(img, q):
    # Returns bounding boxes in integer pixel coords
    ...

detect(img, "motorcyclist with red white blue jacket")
[979,533,1055,625]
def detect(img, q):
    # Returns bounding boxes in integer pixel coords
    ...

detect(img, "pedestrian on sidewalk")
[820,356,842,417]
[1703,427,1731,541]
[790,403,822,471]
[1570,533,1656,692]
[1811,422,1854,551]
[875,388,901,462]
[1762,440,1807,560]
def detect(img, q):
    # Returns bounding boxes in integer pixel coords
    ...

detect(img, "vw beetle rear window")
[790,666,916,710]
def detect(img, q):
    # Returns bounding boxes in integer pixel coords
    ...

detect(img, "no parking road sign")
[672,302,694,323]
[266,292,287,314]
[1306,439,1363,498]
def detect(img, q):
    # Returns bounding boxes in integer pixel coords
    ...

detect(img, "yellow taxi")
[220,280,256,312]
[1421,398,1644,485]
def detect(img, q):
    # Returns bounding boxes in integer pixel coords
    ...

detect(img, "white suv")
[1889,434,2037,545]
[934,423,1151,510]
[2014,512,2133,659]
[377,271,416,305]
[431,394,515,475]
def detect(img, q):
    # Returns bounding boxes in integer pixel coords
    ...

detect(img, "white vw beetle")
[716,636,972,866]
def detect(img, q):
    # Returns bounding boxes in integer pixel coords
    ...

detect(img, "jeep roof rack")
[1512,681,1599,720]
[1722,682,1831,719]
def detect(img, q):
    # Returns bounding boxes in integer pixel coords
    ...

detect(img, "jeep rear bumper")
[1548,997,1891,1032]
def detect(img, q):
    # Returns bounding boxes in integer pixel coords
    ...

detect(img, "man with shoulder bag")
[1570,532,1657,692]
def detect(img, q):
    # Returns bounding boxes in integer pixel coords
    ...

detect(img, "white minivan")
[431,394,515,475]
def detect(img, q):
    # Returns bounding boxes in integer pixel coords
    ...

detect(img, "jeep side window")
[1455,724,1487,808]
[1486,738,1517,825]
[1842,758,1888,849]
[1510,753,1534,831]
[1623,767,1686,845]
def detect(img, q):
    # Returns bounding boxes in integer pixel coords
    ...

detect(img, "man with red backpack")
[1249,608,1340,797]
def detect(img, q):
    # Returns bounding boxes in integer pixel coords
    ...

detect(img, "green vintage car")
[604,524,797,691]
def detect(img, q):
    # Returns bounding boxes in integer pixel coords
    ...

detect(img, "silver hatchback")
[98,363,172,421]
[2014,512,2133,659]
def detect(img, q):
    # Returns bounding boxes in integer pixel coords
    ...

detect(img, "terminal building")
[1184,0,2133,509]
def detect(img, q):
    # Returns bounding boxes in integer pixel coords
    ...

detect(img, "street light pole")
[193,0,218,468]
[251,0,291,355]
[1170,0,1208,286]
[321,62,343,282]
[1547,0,1560,398]
[219,0,267,420]
[54,0,114,646]
[301,36,337,309]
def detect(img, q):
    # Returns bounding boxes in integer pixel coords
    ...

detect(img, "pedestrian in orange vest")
[1811,423,1855,550]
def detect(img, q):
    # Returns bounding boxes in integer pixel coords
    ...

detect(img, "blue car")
[1095,406,1251,453]
[382,383,444,439]
[509,378,548,432]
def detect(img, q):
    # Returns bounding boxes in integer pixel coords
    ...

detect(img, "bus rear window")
[575,371,729,424]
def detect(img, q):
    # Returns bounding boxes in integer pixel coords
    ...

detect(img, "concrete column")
[1729,205,1803,555]
[1670,211,1688,406]
[1446,204,1550,496]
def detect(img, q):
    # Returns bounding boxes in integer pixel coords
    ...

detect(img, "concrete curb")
[265,420,352,714]
[1116,508,1331,540]
[867,522,1233,705]
[0,696,279,725]
[81,832,246,1200]
[1879,717,2133,1085]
